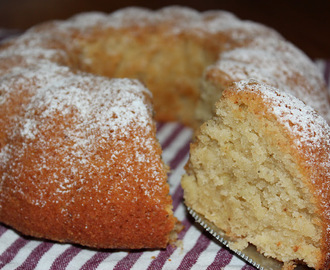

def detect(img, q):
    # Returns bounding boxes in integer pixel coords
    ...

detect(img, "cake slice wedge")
[182,80,330,269]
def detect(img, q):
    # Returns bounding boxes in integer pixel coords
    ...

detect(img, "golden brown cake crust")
[0,69,176,248]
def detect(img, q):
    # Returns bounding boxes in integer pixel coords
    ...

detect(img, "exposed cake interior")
[76,32,219,126]
[182,88,323,267]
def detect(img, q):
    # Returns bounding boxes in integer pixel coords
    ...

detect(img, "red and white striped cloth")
[0,29,329,269]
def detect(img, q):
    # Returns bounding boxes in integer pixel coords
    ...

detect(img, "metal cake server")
[187,206,311,270]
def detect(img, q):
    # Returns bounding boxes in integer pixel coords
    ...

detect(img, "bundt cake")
[0,5,329,268]
[182,80,330,269]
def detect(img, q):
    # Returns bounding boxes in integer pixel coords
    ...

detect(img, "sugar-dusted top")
[228,80,330,150]
[209,36,330,123]
[0,6,279,71]
[0,60,166,203]
[54,6,278,37]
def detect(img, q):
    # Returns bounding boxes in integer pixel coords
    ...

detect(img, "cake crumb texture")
[182,80,330,269]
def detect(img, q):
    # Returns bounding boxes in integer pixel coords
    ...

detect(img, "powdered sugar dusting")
[47,5,279,41]
[2,61,153,144]
[211,37,330,122]
[234,80,329,146]
[0,31,68,66]
[0,59,167,206]
[27,77,150,139]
